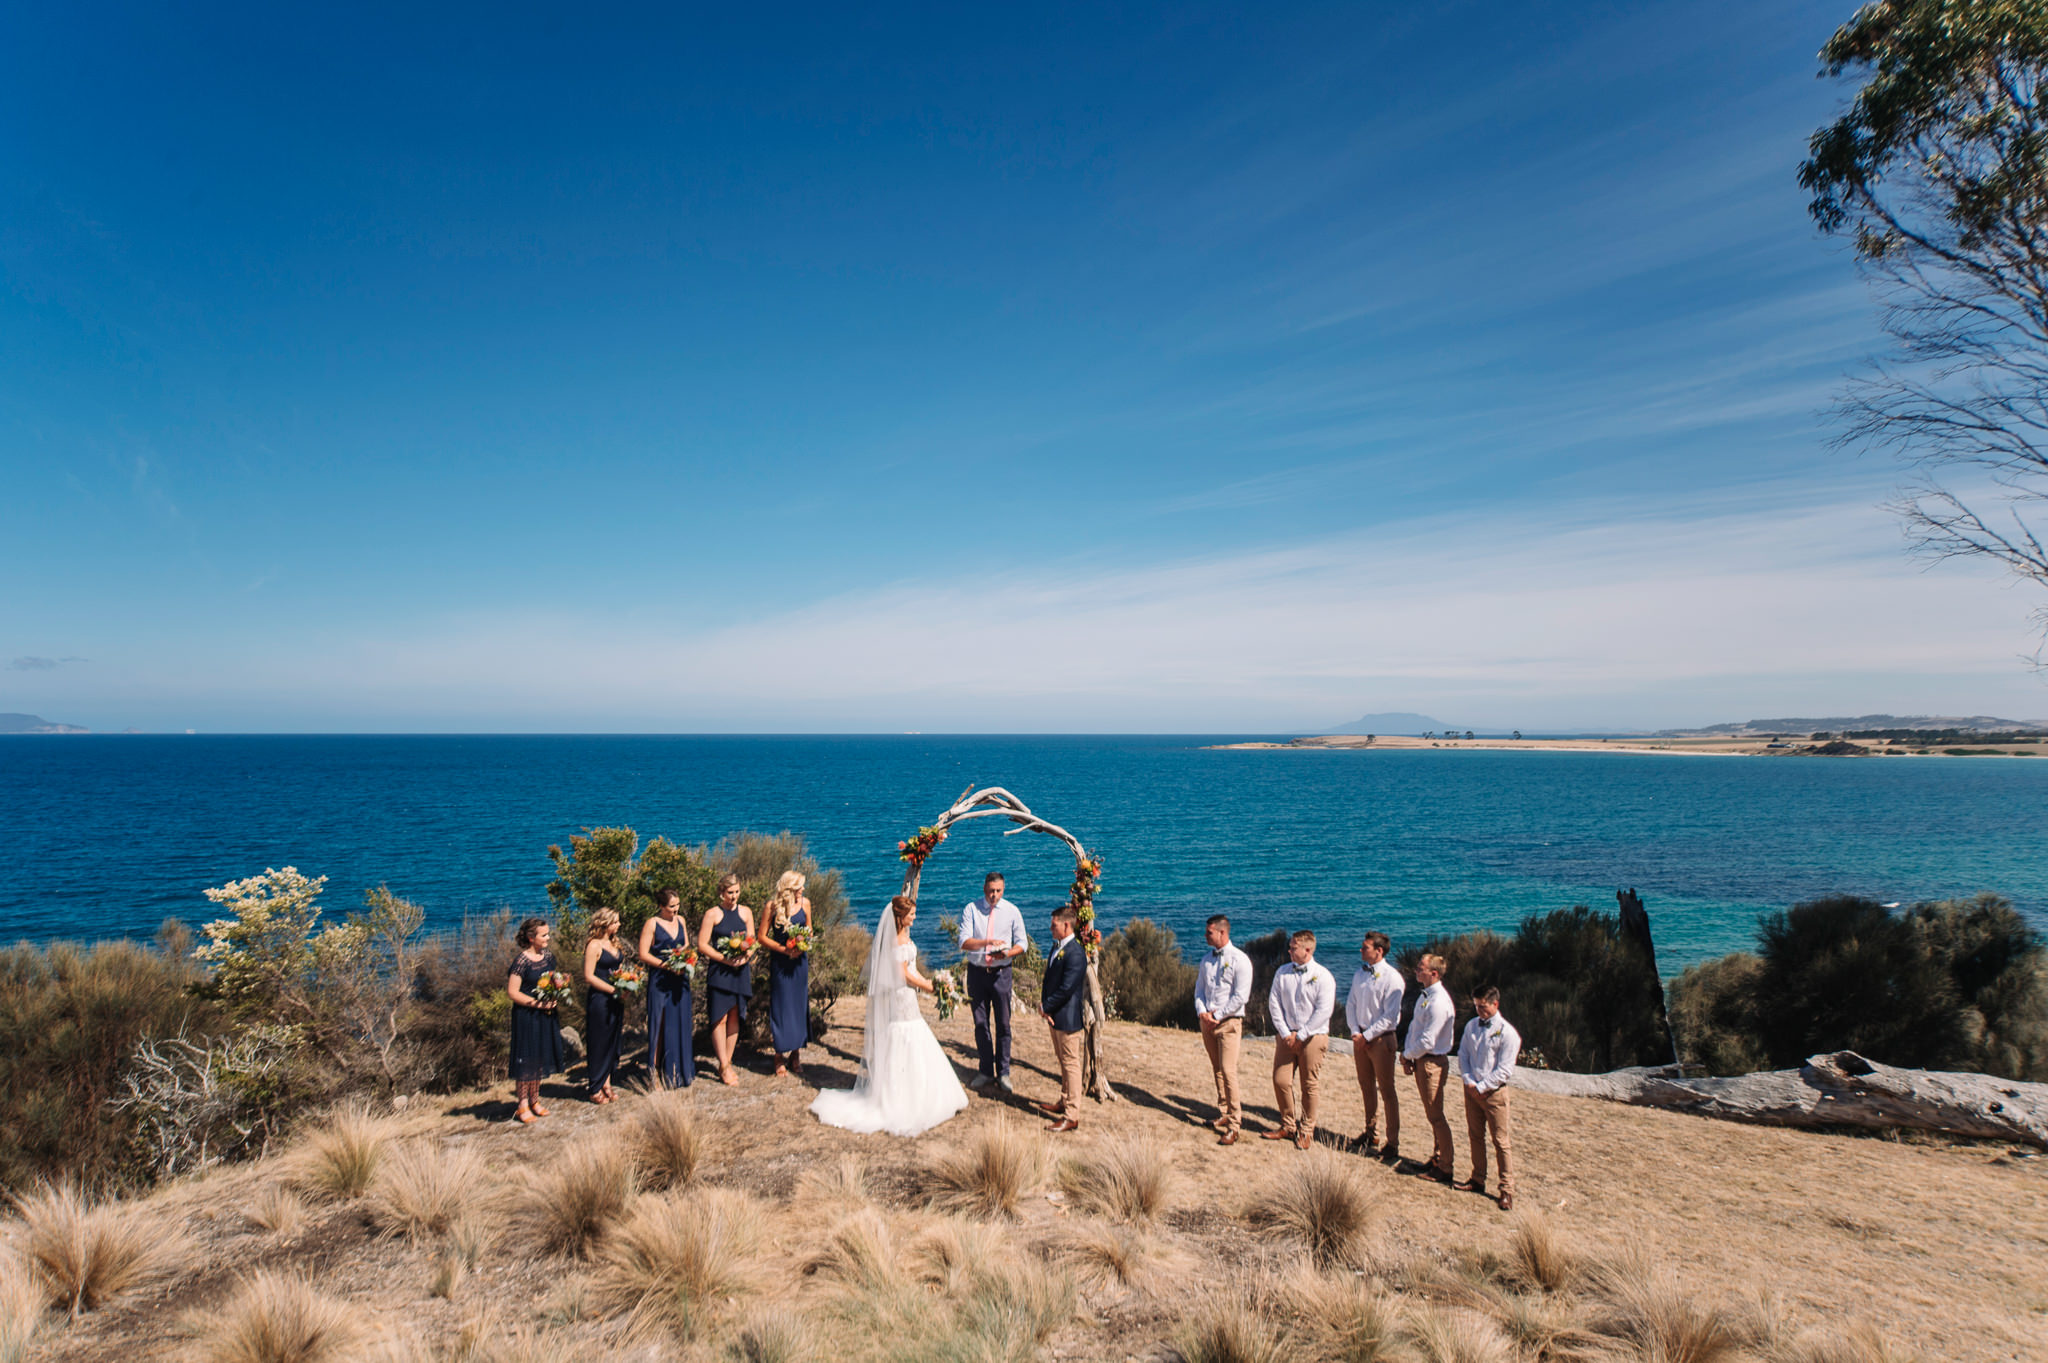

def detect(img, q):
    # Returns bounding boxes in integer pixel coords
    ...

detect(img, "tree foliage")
[1097,918,1198,1027]
[1801,0,2048,635]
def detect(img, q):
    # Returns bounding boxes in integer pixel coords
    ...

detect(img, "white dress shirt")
[1267,958,1336,1041]
[960,895,1028,968]
[1344,960,1405,1041]
[1458,1013,1521,1092]
[1403,980,1455,1060]
[1195,941,1253,1020]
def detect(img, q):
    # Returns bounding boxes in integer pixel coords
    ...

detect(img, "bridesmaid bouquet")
[933,969,963,1021]
[783,923,817,955]
[531,970,575,1008]
[612,963,647,996]
[714,933,757,961]
[659,944,701,980]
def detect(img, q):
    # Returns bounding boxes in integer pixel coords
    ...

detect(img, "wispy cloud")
[7,656,87,671]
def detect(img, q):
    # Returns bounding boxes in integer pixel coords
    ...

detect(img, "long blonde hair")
[770,870,806,929]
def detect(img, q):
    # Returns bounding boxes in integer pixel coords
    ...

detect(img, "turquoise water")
[3,735,2043,971]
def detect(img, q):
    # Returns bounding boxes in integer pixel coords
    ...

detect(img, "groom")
[960,871,1029,1093]
[1037,905,1087,1132]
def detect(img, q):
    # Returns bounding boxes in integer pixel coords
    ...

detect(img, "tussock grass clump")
[797,1154,872,1208]
[1057,1135,1174,1222]
[12,1182,191,1318]
[726,1309,822,1363]
[186,1270,365,1363]
[525,1144,634,1259]
[429,1214,493,1300]
[1050,1220,1177,1295]
[807,1209,907,1294]
[1772,1321,1919,1363]
[929,1122,1043,1219]
[598,1188,760,1337]
[937,1255,1071,1363]
[1404,1304,1514,1363]
[911,1217,1015,1296]
[1588,1254,1747,1363]
[1173,1294,1291,1363]
[1504,1211,1578,1294]
[1242,1151,1378,1270]
[368,1139,485,1240]
[0,1257,43,1363]
[1301,1277,1404,1363]
[295,1099,391,1201]
[245,1183,307,1237]
[628,1086,700,1191]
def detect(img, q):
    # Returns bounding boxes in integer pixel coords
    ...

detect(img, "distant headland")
[0,712,88,734]
[1214,714,2048,757]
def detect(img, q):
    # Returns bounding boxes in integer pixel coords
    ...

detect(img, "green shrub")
[1667,952,1768,1076]
[1098,919,1197,1028]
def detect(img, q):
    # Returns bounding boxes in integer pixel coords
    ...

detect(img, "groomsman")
[1036,906,1088,1132]
[1194,914,1253,1145]
[1401,954,1457,1182]
[1263,930,1336,1150]
[1455,987,1521,1210]
[1345,931,1404,1161]
[960,872,1029,1093]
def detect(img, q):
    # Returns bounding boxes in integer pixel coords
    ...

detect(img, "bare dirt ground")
[40,1000,2048,1361]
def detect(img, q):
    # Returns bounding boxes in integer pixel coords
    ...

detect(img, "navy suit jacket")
[1040,937,1087,1034]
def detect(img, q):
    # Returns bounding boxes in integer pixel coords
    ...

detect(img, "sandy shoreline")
[1209,733,2045,757]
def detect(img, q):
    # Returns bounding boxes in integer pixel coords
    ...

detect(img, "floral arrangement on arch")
[898,825,947,870]
[1067,855,1105,956]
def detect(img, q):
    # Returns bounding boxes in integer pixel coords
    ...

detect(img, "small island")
[1213,715,2048,757]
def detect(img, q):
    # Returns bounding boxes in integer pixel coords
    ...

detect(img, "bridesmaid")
[698,872,756,1086]
[637,889,696,1088]
[506,916,564,1124]
[760,870,813,1078]
[582,907,624,1104]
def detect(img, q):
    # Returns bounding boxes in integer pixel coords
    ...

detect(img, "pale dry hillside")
[8,1000,2045,1362]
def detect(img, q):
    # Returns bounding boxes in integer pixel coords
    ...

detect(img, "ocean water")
[4,734,2044,972]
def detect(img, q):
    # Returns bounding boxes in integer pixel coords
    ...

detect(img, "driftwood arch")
[898,786,1116,1103]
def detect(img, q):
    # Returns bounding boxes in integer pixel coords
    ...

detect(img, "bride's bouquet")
[782,923,817,955]
[932,969,963,1022]
[531,970,575,1008]
[611,962,647,997]
[714,933,757,962]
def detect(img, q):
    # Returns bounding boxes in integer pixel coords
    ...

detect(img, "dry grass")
[928,1121,1043,1219]
[937,1254,1072,1363]
[797,1153,873,1209]
[1242,1150,1379,1270]
[726,1308,821,1363]
[806,1209,906,1294]
[429,1213,494,1300]
[911,1217,1015,1296]
[1503,1211,1578,1294]
[0,1256,43,1363]
[1173,1294,1291,1363]
[1056,1135,1175,1222]
[1404,1304,1515,1363]
[438,1310,586,1363]
[627,1086,700,1191]
[11,1182,191,1318]
[597,1187,761,1337]
[1588,1252,1748,1363]
[1301,1276,1406,1363]
[243,1184,307,1237]
[182,1270,367,1363]
[367,1139,486,1240]
[1771,1321,1922,1363]
[1049,1219,1178,1295]
[294,1099,391,1201]
[524,1143,635,1259]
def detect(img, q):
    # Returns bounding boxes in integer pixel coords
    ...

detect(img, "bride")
[810,893,969,1137]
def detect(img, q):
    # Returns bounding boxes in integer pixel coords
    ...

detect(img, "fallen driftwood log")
[1512,1051,2048,1147]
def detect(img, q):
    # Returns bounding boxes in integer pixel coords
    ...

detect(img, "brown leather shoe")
[1216,1131,1239,1146]
[1034,1100,1067,1118]
[1259,1128,1295,1141]
[1498,1193,1514,1211]
[1411,1164,1449,1183]
[1293,1130,1313,1150]
[1452,1179,1481,1193]
[1046,1117,1079,1133]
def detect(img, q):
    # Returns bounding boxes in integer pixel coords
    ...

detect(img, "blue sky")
[4,1,2045,732]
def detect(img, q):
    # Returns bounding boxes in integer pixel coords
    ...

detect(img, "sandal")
[515,1106,537,1125]
[531,1103,551,1117]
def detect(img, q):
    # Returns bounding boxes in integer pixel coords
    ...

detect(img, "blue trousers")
[966,963,1013,1077]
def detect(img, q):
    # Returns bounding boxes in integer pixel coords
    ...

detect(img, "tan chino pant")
[1201,1016,1243,1133]
[1272,1032,1329,1137]
[1463,1081,1514,1197]
[1412,1054,1454,1174]
[1352,1032,1400,1153]
[1049,1024,1085,1115]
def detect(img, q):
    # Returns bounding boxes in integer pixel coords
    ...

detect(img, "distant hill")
[1660,714,2045,737]
[1326,711,1446,735]
[0,712,88,734]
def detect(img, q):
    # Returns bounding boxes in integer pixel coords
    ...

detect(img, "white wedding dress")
[810,914,969,1137]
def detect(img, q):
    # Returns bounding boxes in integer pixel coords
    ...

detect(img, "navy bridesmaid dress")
[585,944,623,1096]
[765,905,810,1055]
[647,919,696,1087]
[509,951,565,1081]
[706,904,753,1026]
